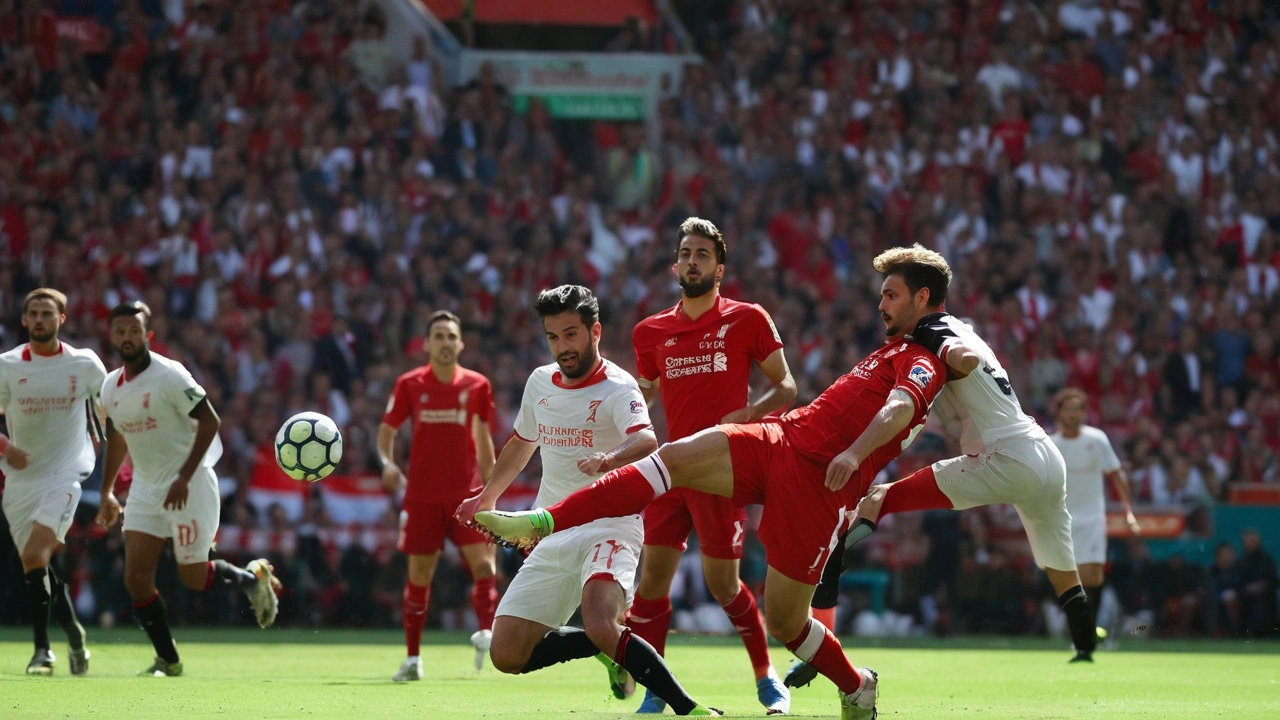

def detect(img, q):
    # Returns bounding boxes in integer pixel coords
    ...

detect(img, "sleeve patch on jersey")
[908,362,934,390]
[630,400,644,414]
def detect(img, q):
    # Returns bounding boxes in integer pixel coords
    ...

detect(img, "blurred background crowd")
[0,0,1277,641]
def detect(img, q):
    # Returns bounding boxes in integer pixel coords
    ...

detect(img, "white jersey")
[916,314,1048,459]
[513,359,652,508]
[0,342,107,485]
[101,352,223,507]
[1051,425,1122,521]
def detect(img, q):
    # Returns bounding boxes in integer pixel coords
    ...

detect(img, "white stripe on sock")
[792,618,826,662]
[637,456,672,497]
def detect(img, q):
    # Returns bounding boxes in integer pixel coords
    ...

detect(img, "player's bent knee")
[488,639,529,675]
[764,608,806,642]
[583,621,620,657]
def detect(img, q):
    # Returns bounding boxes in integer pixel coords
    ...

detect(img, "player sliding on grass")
[96,301,281,676]
[458,285,720,716]
[475,255,955,720]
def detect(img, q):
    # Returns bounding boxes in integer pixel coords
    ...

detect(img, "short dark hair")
[426,310,461,336]
[1052,387,1088,415]
[534,285,599,327]
[677,217,727,264]
[23,288,67,314]
[108,300,152,329]
[872,244,952,308]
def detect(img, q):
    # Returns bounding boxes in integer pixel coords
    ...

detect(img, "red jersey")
[382,365,493,503]
[780,339,947,501]
[633,297,784,440]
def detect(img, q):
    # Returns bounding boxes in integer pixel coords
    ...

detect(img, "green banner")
[511,94,646,120]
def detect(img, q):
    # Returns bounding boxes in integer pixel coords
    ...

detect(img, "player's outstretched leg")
[848,469,953,550]
[610,628,720,716]
[47,562,89,675]
[475,455,675,544]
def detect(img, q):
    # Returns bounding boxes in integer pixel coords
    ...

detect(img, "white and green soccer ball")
[275,411,343,482]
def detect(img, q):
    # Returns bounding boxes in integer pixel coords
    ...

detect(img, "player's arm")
[471,434,539,515]
[96,417,130,528]
[910,312,980,378]
[377,421,405,492]
[472,414,496,480]
[165,398,220,511]
[578,427,658,476]
[636,376,661,405]
[723,348,797,423]
[1106,468,1142,535]
[0,431,30,469]
[825,389,917,491]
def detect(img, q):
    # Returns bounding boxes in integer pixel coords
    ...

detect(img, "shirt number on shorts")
[592,540,623,569]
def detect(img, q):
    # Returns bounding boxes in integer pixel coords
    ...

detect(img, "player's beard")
[27,326,56,344]
[679,270,716,299]
[557,343,599,380]
[882,313,903,338]
[115,341,148,362]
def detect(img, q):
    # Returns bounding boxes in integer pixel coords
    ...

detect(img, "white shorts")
[123,468,220,565]
[495,516,642,628]
[1070,515,1107,565]
[2,479,82,552]
[933,436,1077,572]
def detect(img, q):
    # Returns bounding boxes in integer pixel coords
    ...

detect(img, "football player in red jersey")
[628,217,796,714]
[378,310,499,680]
[473,253,955,720]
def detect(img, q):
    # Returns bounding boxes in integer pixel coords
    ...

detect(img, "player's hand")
[381,463,405,493]
[454,492,486,524]
[97,493,123,529]
[1126,510,1142,536]
[577,452,612,475]
[2,442,31,470]
[163,477,190,510]
[720,406,756,424]
[825,450,860,491]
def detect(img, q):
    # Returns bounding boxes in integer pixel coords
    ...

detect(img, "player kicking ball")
[475,256,958,720]
[458,285,720,716]
[1,288,106,676]
[95,301,281,676]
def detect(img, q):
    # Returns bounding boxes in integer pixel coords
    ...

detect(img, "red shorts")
[398,500,490,556]
[643,488,747,560]
[720,421,850,585]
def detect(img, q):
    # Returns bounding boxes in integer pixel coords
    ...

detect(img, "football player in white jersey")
[1050,388,1140,636]
[844,245,1099,663]
[457,285,719,716]
[94,301,281,677]
[0,288,104,675]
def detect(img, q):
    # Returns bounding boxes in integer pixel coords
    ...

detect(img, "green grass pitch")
[2,629,1278,719]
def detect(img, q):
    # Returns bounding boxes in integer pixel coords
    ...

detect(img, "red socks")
[879,467,953,516]
[812,606,837,632]
[627,594,673,655]
[547,455,671,531]
[403,582,430,657]
[722,581,772,678]
[471,576,498,631]
[784,617,862,695]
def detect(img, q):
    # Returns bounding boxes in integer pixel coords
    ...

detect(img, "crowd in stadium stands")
[1,0,1278,638]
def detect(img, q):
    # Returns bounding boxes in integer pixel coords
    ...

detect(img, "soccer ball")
[275,412,343,482]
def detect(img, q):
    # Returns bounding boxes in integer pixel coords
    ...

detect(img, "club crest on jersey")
[586,399,603,423]
[17,377,26,385]
[142,392,151,409]
[68,375,77,396]
[908,363,934,390]
[665,337,677,347]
